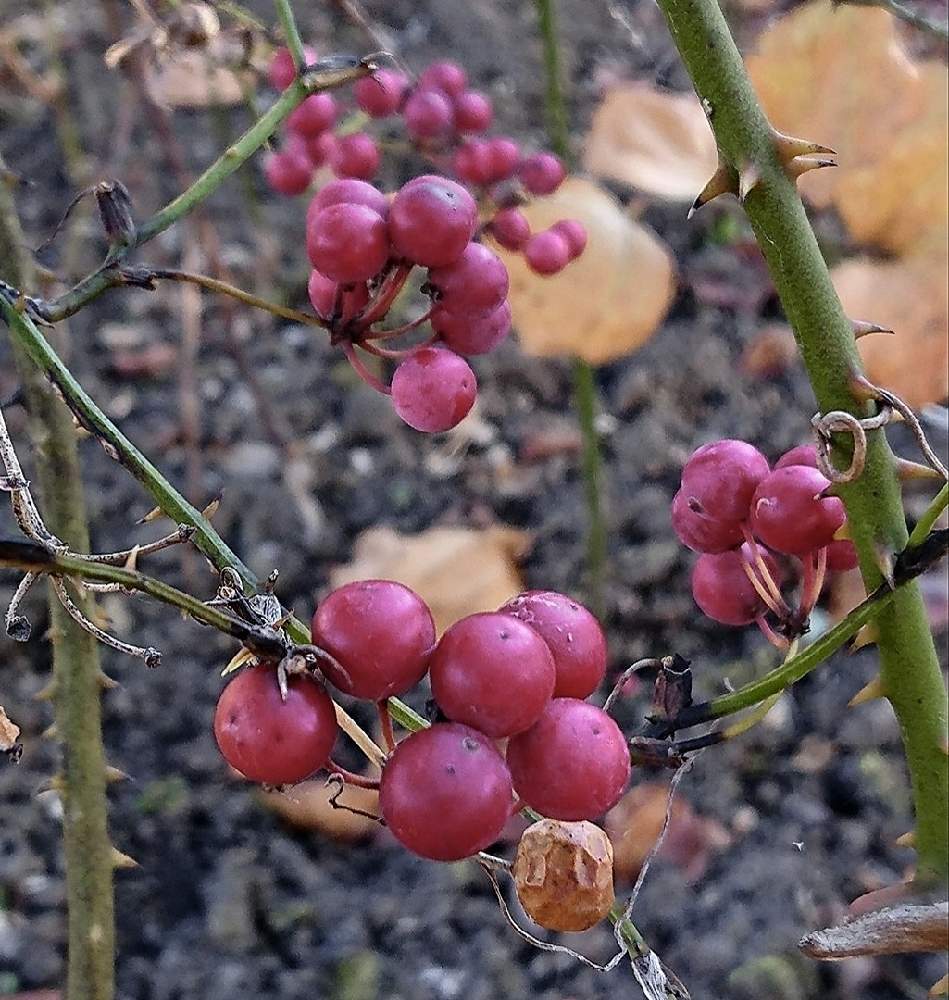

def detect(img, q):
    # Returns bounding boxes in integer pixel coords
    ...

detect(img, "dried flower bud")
[94,181,136,250]
[513,819,614,932]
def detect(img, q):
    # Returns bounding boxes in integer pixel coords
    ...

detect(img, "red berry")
[453,90,493,133]
[430,612,556,737]
[310,580,436,700]
[418,61,468,98]
[287,93,338,137]
[403,89,454,141]
[355,69,409,117]
[332,132,380,180]
[524,230,570,276]
[452,140,494,186]
[488,208,531,251]
[429,242,509,318]
[517,152,566,195]
[380,723,513,861]
[500,591,607,699]
[213,666,337,785]
[307,271,369,322]
[391,347,477,432]
[826,538,859,572]
[264,146,313,196]
[306,203,389,283]
[506,699,630,821]
[680,439,771,524]
[304,130,337,168]
[486,137,520,182]
[307,179,388,229]
[671,489,744,554]
[691,543,781,626]
[432,300,511,356]
[750,466,845,555]
[775,444,818,470]
[552,219,588,259]
[268,45,317,90]
[388,175,478,268]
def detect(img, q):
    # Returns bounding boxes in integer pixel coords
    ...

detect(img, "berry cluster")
[214,582,631,864]
[672,440,857,646]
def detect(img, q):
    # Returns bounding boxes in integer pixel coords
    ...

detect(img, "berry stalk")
[655,0,947,882]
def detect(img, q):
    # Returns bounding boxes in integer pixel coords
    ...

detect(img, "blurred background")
[0,0,947,997]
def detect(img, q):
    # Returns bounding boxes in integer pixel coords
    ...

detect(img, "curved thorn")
[688,161,738,218]
[852,318,895,338]
[772,127,837,160]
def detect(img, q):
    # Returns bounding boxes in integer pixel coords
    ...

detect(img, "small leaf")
[800,901,949,959]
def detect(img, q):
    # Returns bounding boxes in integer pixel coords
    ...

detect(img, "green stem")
[908,484,949,548]
[273,0,309,71]
[532,0,570,160]
[655,0,947,883]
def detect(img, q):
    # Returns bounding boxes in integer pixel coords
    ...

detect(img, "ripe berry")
[429,242,509,318]
[304,131,337,168]
[488,208,531,251]
[507,699,630,821]
[432,300,511,356]
[500,591,607,699]
[264,146,313,196]
[355,69,409,117]
[380,723,513,861]
[691,544,781,626]
[287,93,338,137]
[418,60,468,97]
[750,466,845,555]
[307,178,388,227]
[307,270,369,322]
[213,666,337,785]
[517,152,566,195]
[486,137,520,182]
[680,439,771,524]
[775,444,818,470]
[388,176,478,268]
[268,45,317,90]
[552,219,588,259]
[306,203,389,283]
[826,539,859,572]
[453,140,494,186]
[671,489,744,553]
[453,90,493,133]
[403,89,454,141]
[332,133,380,180]
[430,612,556,737]
[391,347,477,432]
[524,230,570,276]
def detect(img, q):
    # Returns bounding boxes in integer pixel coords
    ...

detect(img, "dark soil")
[1,2,947,999]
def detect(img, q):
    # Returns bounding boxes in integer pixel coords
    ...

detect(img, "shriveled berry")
[680,439,771,524]
[287,93,338,137]
[268,45,317,90]
[429,242,509,318]
[432,300,511,356]
[518,152,566,195]
[507,699,631,821]
[311,580,436,700]
[453,90,493,133]
[403,89,454,140]
[671,489,744,554]
[332,132,380,180]
[391,347,477,432]
[380,723,513,861]
[306,203,389,283]
[488,208,531,251]
[751,466,846,555]
[355,69,409,117]
[214,666,337,785]
[418,60,468,97]
[524,230,570,276]
[691,543,781,625]
[388,175,478,268]
[500,590,607,699]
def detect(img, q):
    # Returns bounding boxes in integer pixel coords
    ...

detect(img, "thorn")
[738,161,762,202]
[848,371,881,403]
[41,722,59,741]
[786,156,837,180]
[872,542,896,589]
[930,973,948,998]
[688,161,738,218]
[122,544,142,572]
[772,127,836,160]
[105,766,131,784]
[849,623,879,652]
[852,319,894,338]
[832,522,851,541]
[136,505,166,525]
[896,457,945,482]
[849,675,884,706]
[33,679,57,701]
[221,647,256,677]
[895,830,915,848]
[202,495,222,519]
[36,772,66,794]
[97,670,120,690]
[110,846,139,870]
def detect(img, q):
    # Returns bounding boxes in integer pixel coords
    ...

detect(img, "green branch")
[654,0,947,883]
[274,0,309,69]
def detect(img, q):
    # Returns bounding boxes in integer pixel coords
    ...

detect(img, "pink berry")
[429,242,509,318]
[268,45,317,90]
[453,140,494,186]
[307,179,388,228]
[826,539,859,572]
[306,203,389,283]
[310,580,436,701]
[418,60,468,97]
[506,699,630,821]
[750,466,846,555]
[388,175,478,268]
[304,131,337,168]
[287,93,338,137]
[332,132,380,180]
[500,591,607,699]
[307,271,369,322]
[380,723,513,861]
[403,89,454,141]
[355,69,409,117]
[430,612,556,738]
[486,137,520,182]
[775,444,818,470]
[524,230,570,276]
[517,152,566,195]
[264,147,313,196]
[691,544,782,626]
[453,90,493,133]
[671,489,744,554]
[391,347,477,433]
[552,219,587,259]
[680,439,771,524]
[488,208,531,251]
[432,301,511,356]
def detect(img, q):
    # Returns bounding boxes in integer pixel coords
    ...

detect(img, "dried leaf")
[330,526,528,634]
[0,704,22,761]
[800,901,949,959]
[832,254,949,408]
[144,50,247,108]
[497,179,675,364]
[259,781,379,840]
[583,83,719,201]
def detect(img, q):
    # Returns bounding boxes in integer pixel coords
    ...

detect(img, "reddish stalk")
[341,341,392,395]
[377,700,397,753]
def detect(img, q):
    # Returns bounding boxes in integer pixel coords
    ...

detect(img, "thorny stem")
[908,484,949,549]
[655,0,948,883]
[273,0,309,70]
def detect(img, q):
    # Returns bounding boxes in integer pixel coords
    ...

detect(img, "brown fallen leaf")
[583,82,719,201]
[1,704,22,762]
[832,254,949,408]
[931,973,948,997]
[800,901,949,959]
[329,526,528,634]
[144,49,249,108]
[740,322,799,379]
[259,781,379,841]
[495,179,675,365]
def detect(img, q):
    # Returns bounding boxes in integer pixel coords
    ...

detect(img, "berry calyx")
[391,347,477,432]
